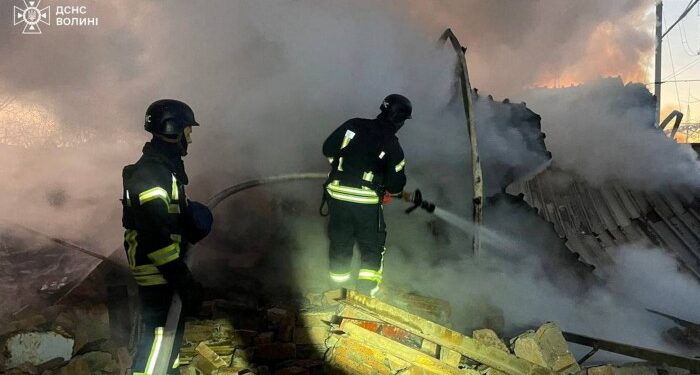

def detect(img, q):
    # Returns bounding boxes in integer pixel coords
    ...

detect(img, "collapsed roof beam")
[438,28,484,256]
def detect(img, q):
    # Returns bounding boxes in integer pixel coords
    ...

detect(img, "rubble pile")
[176,290,337,375]
[0,304,131,375]
[177,289,691,375]
[1,287,695,375]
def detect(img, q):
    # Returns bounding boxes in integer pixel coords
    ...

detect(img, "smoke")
[523,78,700,191]
[1,0,698,361]
[406,0,654,94]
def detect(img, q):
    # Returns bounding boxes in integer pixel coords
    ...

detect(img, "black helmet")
[379,94,412,130]
[144,99,199,136]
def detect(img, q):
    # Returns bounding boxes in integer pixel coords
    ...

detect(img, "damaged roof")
[507,170,700,279]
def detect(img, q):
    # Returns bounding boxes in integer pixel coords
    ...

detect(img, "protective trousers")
[131,286,184,375]
[327,197,386,295]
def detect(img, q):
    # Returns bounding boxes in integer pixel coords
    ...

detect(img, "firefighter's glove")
[382,193,393,205]
[185,200,213,244]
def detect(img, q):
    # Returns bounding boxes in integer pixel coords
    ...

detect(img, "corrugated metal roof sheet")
[507,170,700,279]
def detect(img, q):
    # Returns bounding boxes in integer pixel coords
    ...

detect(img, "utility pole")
[655,1,663,126]
[654,0,700,126]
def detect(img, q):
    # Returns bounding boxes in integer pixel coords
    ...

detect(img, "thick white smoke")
[1,0,698,361]
[524,79,700,191]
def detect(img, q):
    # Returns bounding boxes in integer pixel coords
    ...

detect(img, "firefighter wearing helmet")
[122,99,213,374]
[322,94,411,297]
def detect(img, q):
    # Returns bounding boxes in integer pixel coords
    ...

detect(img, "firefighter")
[322,94,410,297]
[122,99,213,374]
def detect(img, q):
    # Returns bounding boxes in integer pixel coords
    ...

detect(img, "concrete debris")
[4,331,74,370]
[231,348,254,369]
[512,322,581,374]
[473,328,510,353]
[171,289,700,375]
[195,342,231,368]
[69,304,111,355]
[190,354,220,374]
[2,284,694,375]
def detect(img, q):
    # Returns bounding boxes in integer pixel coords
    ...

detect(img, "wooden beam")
[438,28,484,256]
[339,320,479,375]
[563,331,700,373]
[339,290,553,375]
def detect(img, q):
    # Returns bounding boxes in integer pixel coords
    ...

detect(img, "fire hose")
[153,174,438,373]
[153,172,327,373]
[16,172,435,374]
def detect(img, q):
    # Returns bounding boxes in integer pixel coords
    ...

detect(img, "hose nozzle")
[404,189,436,214]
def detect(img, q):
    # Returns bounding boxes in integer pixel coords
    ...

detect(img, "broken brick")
[473,328,509,353]
[512,322,580,373]
[196,342,231,368]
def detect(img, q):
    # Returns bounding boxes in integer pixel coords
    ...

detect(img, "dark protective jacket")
[323,117,406,204]
[121,141,211,291]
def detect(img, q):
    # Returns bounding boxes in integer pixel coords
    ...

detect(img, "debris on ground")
[0,288,697,374]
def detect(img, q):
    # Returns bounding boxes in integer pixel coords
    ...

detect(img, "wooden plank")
[439,28,483,256]
[338,290,553,375]
[340,320,475,375]
[327,336,398,374]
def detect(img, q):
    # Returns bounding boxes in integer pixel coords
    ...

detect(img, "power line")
[662,56,700,80]
[678,17,699,55]
[664,0,700,38]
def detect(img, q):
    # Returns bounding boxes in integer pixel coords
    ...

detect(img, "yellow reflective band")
[134,274,168,286]
[362,171,374,182]
[337,157,344,171]
[329,271,351,283]
[328,182,378,197]
[125,190,132,206]
[327,157,334,164]
[132,264,161,275]
[395,159,406,172]
[378,246,386,274]
[379,151,385,159]
[147,242,180,266]
[370,284,380,297]
[340,129,355,149]
[143,327,164,375]
[171,174,179,201]
[172,354,180,369]
[139,187,170,205]
[125,230,138,268]
[358,268,383,282]
[327,190,380,204]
